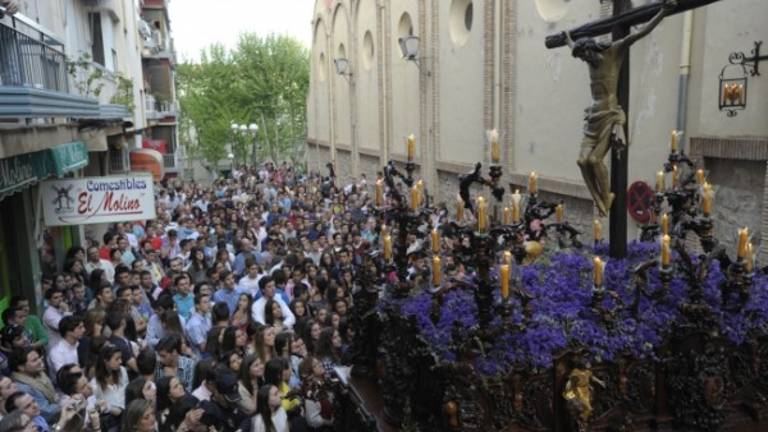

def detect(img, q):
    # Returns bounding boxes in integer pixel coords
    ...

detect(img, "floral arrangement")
[396,241,768,376]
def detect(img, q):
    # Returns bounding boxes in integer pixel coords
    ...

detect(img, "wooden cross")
[545,0,722,258]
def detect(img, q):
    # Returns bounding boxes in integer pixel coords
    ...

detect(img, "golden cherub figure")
[562,362,606,431]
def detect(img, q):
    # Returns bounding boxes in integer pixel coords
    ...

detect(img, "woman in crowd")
[125,377,157,406]
[263,358,301,418]
[299,356,335,430]
[264,299,288,333]
[122,398,157,432]
[237,354,265,415]
[185,247,209,284]
[231,293,254,329]
[251,384,289,432]
[290,299,309,333]
[249,324,276,363]
[156,376,186,430]
[91,344,129,429]
[315,328,342,378]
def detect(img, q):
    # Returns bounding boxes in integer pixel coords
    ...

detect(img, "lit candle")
[670,130,679,153]
[555,204,564,223]
[745,242,754,272]
[490,129,500,163]
[702,182,713,215]
[661,213,669,236]
[661,235,671,267]
[503,207,511,225]
[432,255,442,286]
[375,179,384,207]
[500,264,510,300]
[696,169,705,186]
[593,219,602,242]
[477,197,487,233]
[431,228,440,254]
[737,228,749,259]
[511,189,522,222]
[528,172,538,195]
[671,165,679,188]
[383,235,392,261]
[593,257,604,287]
[503,250,513,267]
[737,84,745,105]
[411,185,420,211]
[406,134,415,161]
[656,171,665,193]
[456,195,464,221]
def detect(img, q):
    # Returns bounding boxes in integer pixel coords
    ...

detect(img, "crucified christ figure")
[567,0,676,216]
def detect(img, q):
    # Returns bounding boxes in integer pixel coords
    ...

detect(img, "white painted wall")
[438,0,484,164]
[307,0,768,207]
[389,0,419,157]
[355,0,380,152]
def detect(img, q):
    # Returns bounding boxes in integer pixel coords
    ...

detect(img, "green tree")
[177,34,309,168]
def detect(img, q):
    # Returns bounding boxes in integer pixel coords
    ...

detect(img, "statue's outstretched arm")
[619,0,676,48]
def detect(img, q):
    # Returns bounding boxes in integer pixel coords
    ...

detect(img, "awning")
[130,149,164,182]
[48,141,88,176]
[0,141,89,202]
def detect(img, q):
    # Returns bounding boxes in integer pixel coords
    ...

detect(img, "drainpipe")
[676,11,694,149]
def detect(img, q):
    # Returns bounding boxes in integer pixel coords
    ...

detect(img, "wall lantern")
[334,58,352,81]
[399,35,420,62]
[720,41,767,117]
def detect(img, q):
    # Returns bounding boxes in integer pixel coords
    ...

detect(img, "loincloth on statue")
[581,107,626,148]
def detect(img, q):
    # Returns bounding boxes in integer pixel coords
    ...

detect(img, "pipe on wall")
[676,11,694,149]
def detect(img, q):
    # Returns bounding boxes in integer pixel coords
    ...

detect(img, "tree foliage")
[177,34,309,168]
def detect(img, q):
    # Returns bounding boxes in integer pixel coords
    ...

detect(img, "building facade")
[0,0,180,312]
[306,0,768,257]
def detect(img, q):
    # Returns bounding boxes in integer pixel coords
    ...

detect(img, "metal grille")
[0,23,68,91]
[163,153,175,168]
[109,147,128,172]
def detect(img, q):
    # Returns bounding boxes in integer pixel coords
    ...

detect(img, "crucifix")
[546,0,722,258]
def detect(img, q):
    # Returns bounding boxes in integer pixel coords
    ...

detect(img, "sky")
[168,0,315,63]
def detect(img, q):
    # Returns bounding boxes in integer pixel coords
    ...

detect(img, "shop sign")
[0,152,49,201]
[0,141,89,201]
[42,174,156,226]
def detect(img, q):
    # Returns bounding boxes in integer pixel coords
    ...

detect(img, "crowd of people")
[0,162,378,432]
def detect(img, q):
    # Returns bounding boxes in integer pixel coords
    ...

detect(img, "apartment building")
[0,0,180,311]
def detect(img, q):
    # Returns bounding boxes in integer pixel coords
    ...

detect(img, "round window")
[362,30,375,71]
[449,0,473,47]
[534,0,570,23]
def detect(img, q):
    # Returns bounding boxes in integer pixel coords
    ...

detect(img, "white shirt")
[237,275,262,298]
[251,296,295,329]
[49,338,79,373]
[91,366,129,411]
[42,306,71,347]
[251,408,288,432]
[84,259,115,283]
[191,384,211,401]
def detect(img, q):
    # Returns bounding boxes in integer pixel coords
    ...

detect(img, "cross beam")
[545,0,722,49]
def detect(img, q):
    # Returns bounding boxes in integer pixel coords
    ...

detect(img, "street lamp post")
[230,122,260,168]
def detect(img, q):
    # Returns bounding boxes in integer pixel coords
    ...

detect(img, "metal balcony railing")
[0,21,69,92]
[163,153,176,168]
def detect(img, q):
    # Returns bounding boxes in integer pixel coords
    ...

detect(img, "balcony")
[145,93,177,121]
[0,18,99,118]
[0,14,129,120]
